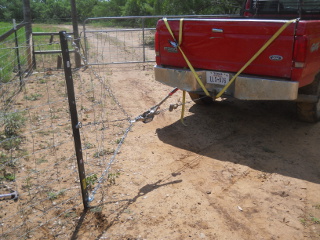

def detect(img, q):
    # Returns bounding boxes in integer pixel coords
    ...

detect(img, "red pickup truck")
[154,0,320,122]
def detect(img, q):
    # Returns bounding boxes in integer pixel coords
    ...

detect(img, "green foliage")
[0,22,16,35]
[90,206,102,213]
[311,216,320,224]
[143,34,155,48]
[84,142,95,149]
[36,158,48,164]
[1,0,242,24]
[30,0,100,22]
[0,111,25,151]
[0,22,27,84]
[0,136,23,150]
[24,93,43,101]
[0,170,15,181]
[0,0,23,21]
[31,0,71,23]
[4,172,15,181]
[123,0,152,16]
[107,172,120,185]
[93,148,114,158]
[76,0,100,21]
[121,0,241,16]
[93,0,126,17]
[0,111,26,137]
[85,173,98,188]
[300,218,307,225]
[0,151,7,164]
[47,189,66,200]
[300,215,320,226]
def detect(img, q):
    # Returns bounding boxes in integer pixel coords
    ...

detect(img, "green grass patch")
[48,189,66,200]
[311,216,320,224]
[24,93,43,101]
[93,148,115,158]
[0,111,26,137]
[32,24,73,52]
[85,174,98,189]
[0,22,27,83]
[0,22,71,83]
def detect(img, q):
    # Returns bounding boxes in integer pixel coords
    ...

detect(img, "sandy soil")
[69,22,320,239]
[72,63,320,240]
[1,23,319,240]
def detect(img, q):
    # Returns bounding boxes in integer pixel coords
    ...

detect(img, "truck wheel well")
[296,72,320,122]
[188,93,213,105]
[298,72,320,95]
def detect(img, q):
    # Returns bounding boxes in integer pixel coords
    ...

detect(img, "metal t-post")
[13,19,23,88]
[59,31,89,209]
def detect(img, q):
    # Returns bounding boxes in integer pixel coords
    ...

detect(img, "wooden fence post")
[70,0,82,68]
[23,0,33,73]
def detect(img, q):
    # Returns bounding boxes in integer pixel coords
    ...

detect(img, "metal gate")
[82,15,214,65]
[83,16,159,65]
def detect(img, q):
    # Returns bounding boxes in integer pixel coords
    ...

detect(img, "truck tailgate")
[156,18,296,79]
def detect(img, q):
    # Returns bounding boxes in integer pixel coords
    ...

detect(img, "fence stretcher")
[132,87,179,123]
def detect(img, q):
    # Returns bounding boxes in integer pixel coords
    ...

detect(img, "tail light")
[243,0,253,17]
[293,36,307,68]
[155,30,160,65]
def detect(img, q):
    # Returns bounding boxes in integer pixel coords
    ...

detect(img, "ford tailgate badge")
[269,55,283,61]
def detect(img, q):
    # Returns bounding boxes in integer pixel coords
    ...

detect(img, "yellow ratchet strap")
[180,90,187,126]
[163,18,210,97]
[215,18,297,99]
[179,18,183,46]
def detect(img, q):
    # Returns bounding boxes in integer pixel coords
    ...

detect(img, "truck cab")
[242,0,320,19]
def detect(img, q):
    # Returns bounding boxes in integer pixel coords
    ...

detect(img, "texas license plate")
[206,71,229,85]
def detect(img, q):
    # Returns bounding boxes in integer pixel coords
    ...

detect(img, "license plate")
[206,71,229,85]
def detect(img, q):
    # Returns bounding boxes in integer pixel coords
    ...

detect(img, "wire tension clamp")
[132,87,179,123]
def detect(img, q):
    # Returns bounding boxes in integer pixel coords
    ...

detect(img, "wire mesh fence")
[0,15,177,238]
[0,21,29,107]
[32,32,73,71]
[0,14,317,240]
[0,25,134,238]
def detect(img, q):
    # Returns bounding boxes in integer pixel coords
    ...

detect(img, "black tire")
[188,93,213,105]
[296,75,320,123]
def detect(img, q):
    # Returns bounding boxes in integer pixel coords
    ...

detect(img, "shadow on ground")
[156,99,320,184]
[70,179,182,240]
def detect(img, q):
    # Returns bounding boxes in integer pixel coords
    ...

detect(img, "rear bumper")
[154,65,299,101]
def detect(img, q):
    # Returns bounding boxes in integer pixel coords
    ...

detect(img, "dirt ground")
[70,63,320,240]
[2,23,319,239]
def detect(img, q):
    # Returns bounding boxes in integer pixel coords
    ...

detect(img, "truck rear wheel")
[189,93,213,105]
[297,101,320,122]
[296,76,320,122]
